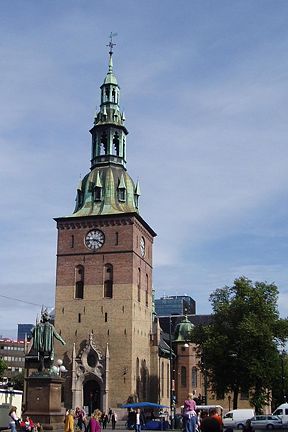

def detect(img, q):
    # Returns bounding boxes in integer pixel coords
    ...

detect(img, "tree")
[192,276,288,411]
[12,371,24,390]
[0,357,7,378]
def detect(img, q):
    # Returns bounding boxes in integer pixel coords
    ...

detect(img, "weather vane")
[107,32,118,54]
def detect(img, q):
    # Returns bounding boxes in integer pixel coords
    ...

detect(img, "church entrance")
[83,380,101,415]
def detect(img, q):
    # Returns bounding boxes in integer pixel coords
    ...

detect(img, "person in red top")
[210,408,223,431]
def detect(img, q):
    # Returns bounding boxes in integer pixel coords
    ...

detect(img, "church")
[53,42,172,412]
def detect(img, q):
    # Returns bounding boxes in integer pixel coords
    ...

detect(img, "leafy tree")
[192,276,288,411]
[0,358,7,378]
[12,371,24,390]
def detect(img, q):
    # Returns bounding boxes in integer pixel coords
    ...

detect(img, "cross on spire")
[107,32,118,55]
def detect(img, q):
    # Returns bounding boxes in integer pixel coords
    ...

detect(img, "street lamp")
[281,349,286,403]
[169,316,175,429]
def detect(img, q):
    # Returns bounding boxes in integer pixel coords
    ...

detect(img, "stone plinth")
[25,374,65,430]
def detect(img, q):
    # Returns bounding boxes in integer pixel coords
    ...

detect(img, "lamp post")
[281,349,286,403]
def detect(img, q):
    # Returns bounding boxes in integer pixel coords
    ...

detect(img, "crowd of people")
[182,393,224,432]
[64,407,118,432]
[8,406,43,432]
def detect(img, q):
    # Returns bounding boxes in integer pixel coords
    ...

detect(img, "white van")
[223,408,255,429]
[273,403,288,424]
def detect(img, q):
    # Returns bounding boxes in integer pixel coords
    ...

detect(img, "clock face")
[140,236,145,257]
[85,229,105,250]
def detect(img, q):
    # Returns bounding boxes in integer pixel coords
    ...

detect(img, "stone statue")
[31,310,66,372]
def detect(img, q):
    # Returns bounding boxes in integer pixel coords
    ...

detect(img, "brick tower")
[54,41,156,411]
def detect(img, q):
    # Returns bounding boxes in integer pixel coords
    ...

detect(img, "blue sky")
[1,0,288,337]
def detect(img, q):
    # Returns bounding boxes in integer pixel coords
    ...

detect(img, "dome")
[173,316,194,343]
[71,165,139,217]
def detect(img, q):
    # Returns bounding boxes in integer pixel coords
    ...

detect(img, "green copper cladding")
[173,316,194,343]
[68,48,140,218]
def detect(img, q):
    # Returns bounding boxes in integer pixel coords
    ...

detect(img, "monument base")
[25,374,65,430]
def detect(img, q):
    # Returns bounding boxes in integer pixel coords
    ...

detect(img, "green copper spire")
[71,39,140,218]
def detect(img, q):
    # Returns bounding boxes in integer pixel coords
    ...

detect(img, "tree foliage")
[0,357,7,378]
[12,371,24,390]
[192,276,288,411]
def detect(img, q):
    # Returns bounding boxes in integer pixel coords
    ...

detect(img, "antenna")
[107,32,118,54]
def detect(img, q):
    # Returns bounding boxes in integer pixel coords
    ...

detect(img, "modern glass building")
[155,295,196,316]
[17,324,33,341]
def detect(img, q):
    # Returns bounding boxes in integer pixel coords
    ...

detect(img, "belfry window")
[112,88,116,103]
[113,133,120,156]
[100,133,108,155]
[104,264,113,298]
[75,265,84,299]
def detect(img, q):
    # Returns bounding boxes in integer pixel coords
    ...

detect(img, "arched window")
[104,264,113,298]
[113,132,120,156]
[145,274,149,307]
[161,361,164,398]
[167,363,170,398]
[100,133,108,155]
[112,88,116,103]
[142,359,147,400]
[192,367,198,387]
[181,366,187,387]
[138,268,141,302]
[75,265,84,299]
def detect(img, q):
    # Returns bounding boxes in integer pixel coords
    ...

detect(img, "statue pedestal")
[25,374,65,430]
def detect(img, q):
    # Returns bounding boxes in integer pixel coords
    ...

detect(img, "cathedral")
[53,43,171,412]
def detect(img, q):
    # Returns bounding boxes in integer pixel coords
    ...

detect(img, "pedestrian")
[65,409,75,432]
[182,393,197,432]
[8,406,20,432]
[102,413,108,430]
[108,409,113,424]
[200,409,220,432]
[111,412,117,430]
[135,409,141,432]
[209,409,223,431]
[87,409,102,432]
[75,407,86,432]
[243,419,254,432]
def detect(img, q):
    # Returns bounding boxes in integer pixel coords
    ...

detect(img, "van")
[273,403,288,424]
[223,409,255,429]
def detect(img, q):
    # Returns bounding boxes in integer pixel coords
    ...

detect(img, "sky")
[1,0,288,338]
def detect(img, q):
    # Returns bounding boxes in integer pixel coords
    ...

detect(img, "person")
[87,409,102,432]
[65,409,75,432]
[111,412,117,430]
[19,417,34,432]
[135,409,141,432]
[101,413,108,430]
[243,419,254,432]
[9,406,20,432]
[209,409,223,431]
[183,393,197,432]
[200,409,221,432]
[31,309,66,372]
[108,408,113,423]
[75,407,86,431]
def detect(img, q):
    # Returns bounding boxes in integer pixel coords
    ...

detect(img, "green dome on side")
[174,316,194,343]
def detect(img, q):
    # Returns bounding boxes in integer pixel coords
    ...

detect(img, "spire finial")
[107,32,117,73]
[107,32,117,55]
